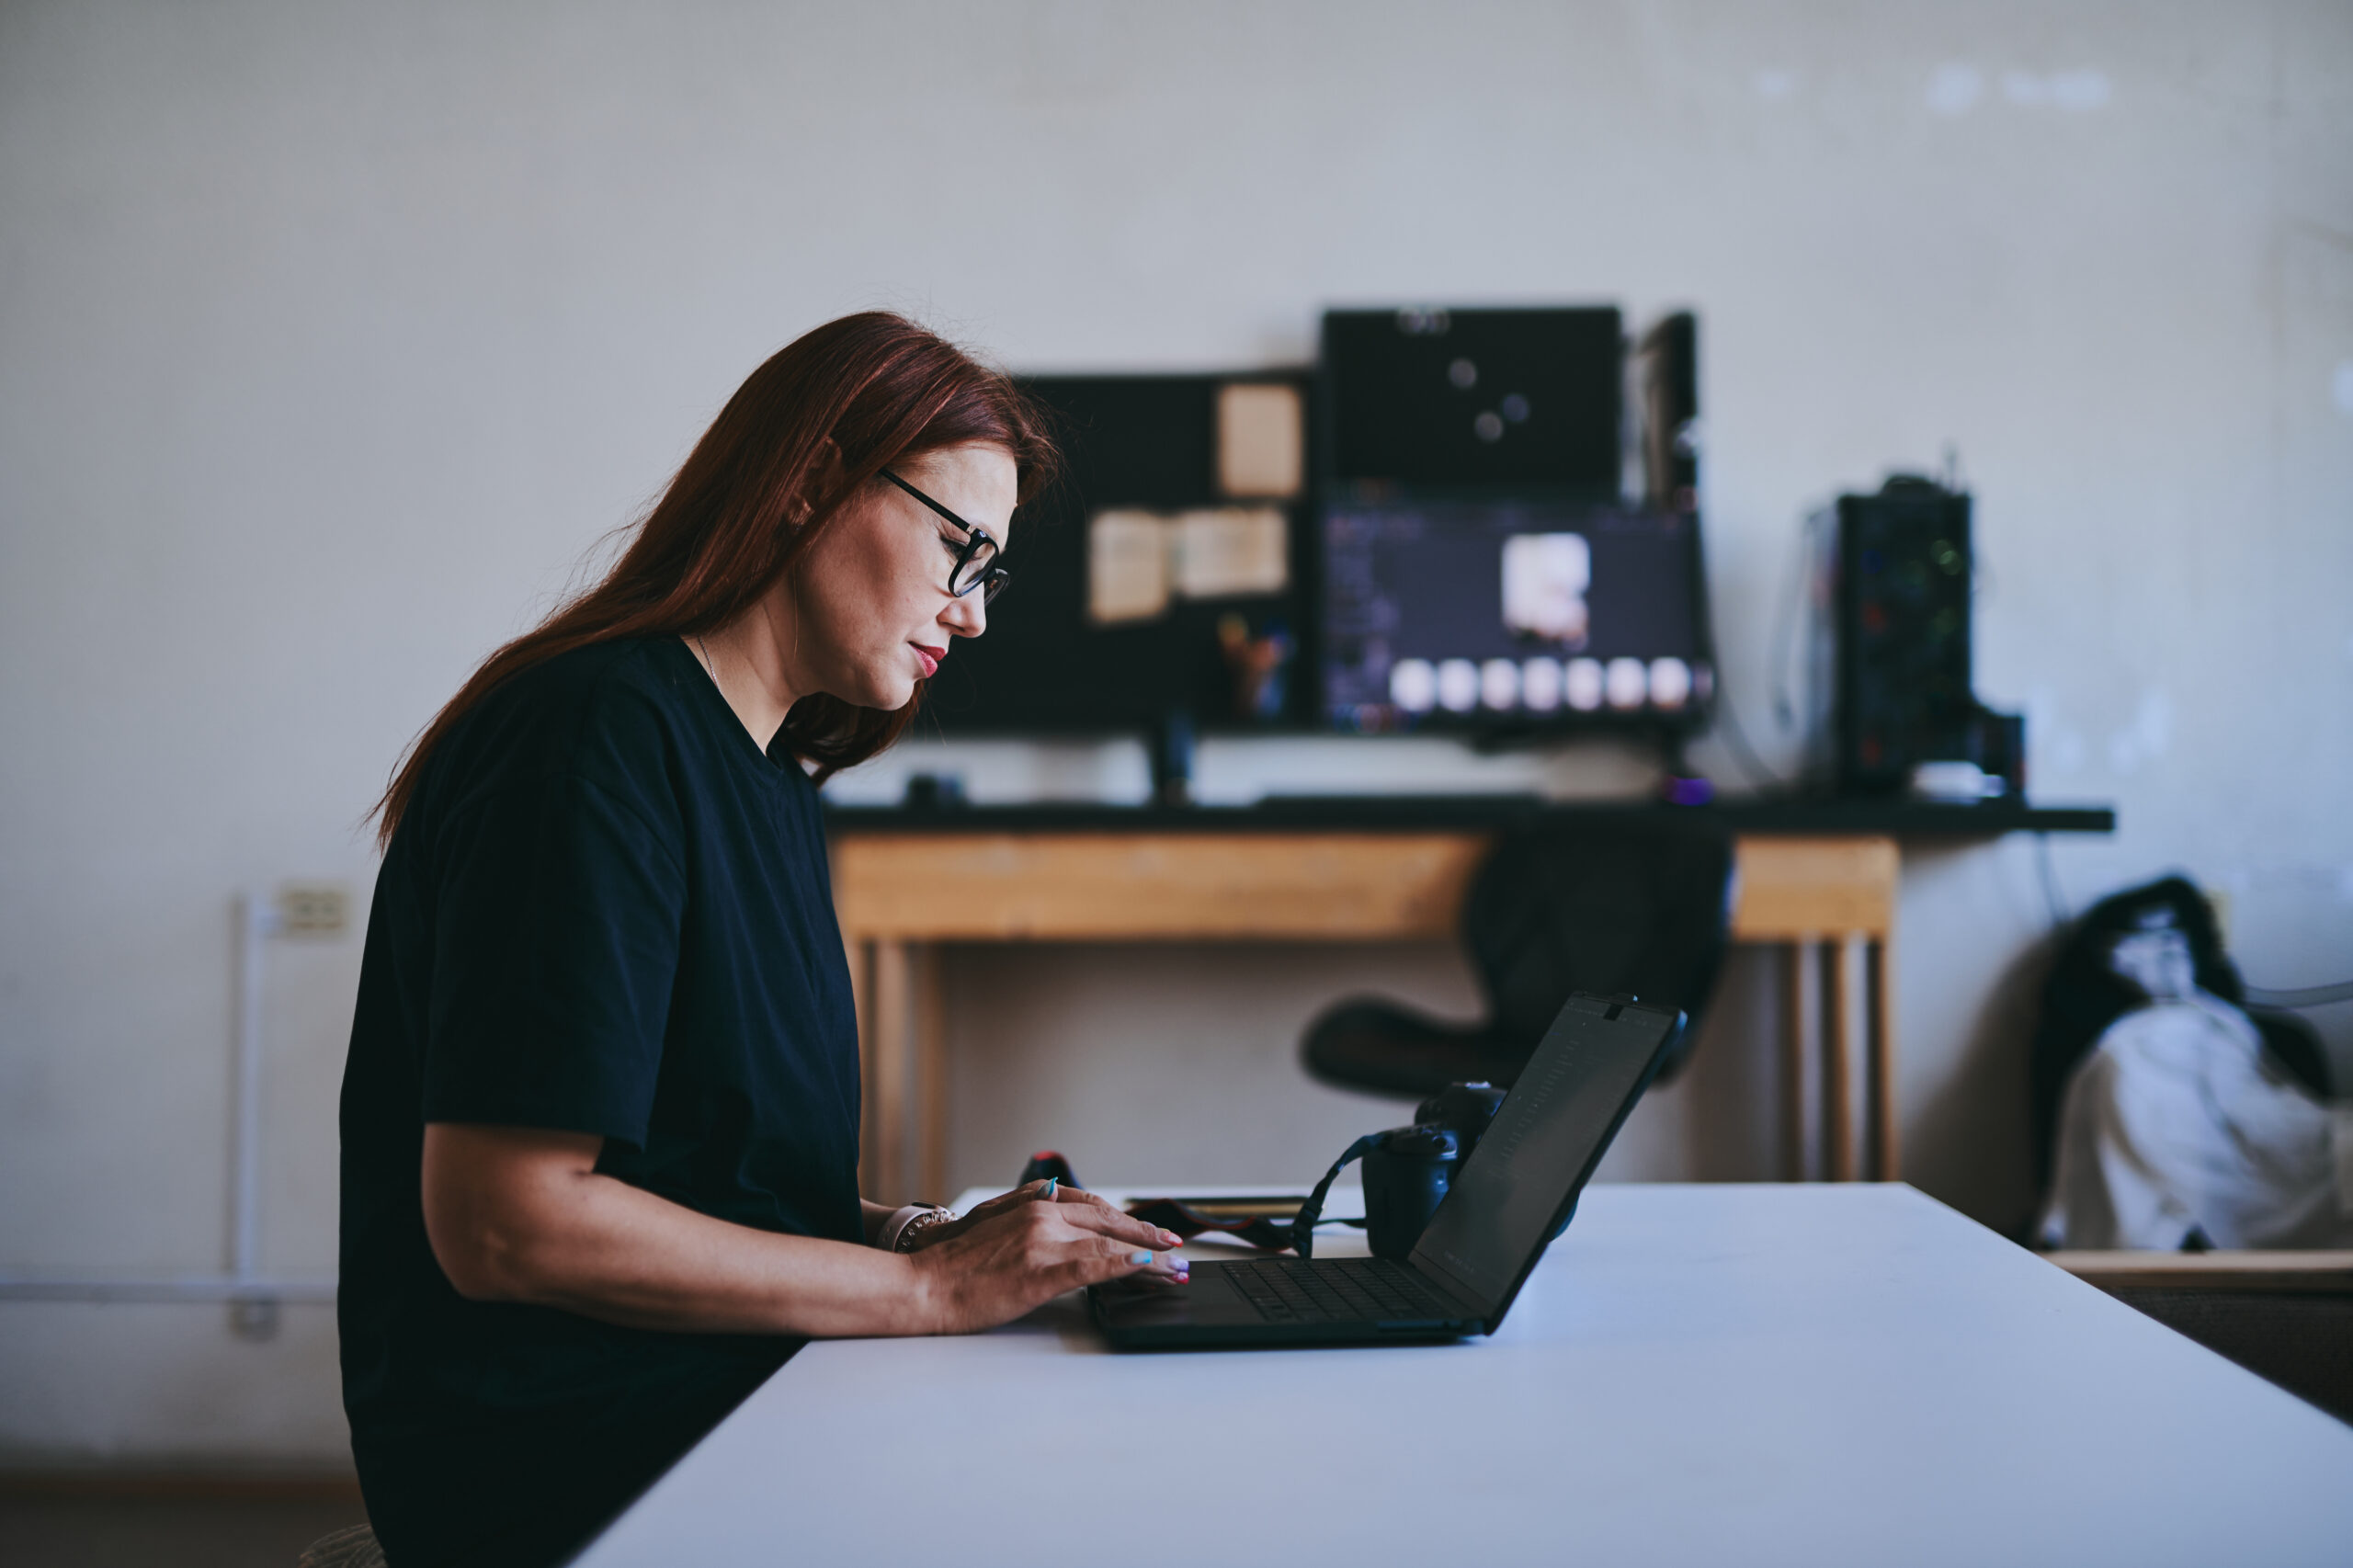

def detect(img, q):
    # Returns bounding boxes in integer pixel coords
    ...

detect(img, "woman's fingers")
[986,1184,1176,1249]
[1015,1195,1177,1258]
[1050,1199,1181,1251]
[1031,1181,1122,1213]
[1038,1189,1178,1246]
[1011,1206,1180,1288]
[1056,1233,1186,1293]
[923,1201,1192,1331]
[955,1181,1059,1226]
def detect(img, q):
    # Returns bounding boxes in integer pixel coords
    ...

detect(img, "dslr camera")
[1294,1081,1507,1259]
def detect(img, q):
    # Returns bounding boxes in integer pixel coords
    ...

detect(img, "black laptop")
[1089,993,1684,1349]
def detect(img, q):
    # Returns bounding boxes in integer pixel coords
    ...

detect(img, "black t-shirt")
[338,635,863,1568]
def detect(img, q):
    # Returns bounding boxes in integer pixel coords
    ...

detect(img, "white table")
[573,1185,2353,1568]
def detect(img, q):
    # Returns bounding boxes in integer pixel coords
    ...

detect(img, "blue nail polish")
[1129,1250,1153,1265]
[1040,1177,1058,1199]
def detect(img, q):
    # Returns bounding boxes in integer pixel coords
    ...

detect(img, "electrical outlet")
[277,882,350,936]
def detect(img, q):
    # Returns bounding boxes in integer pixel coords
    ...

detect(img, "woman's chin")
[852,673,919,713]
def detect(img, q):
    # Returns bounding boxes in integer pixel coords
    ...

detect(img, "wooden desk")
[2049,1250,2353,1293]
[829,801,2112,1203]
[569,1185,2353,1567]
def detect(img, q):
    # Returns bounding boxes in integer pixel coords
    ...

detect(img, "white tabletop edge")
[574,1183,2353,1568]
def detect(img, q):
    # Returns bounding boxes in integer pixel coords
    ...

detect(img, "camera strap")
[1287,1133,1384,1260]
[1120,1198,1301,1253]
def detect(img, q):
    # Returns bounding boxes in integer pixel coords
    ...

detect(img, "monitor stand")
[1151,709,1195,807]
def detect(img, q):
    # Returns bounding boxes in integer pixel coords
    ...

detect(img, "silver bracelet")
[878,1203,952,1254]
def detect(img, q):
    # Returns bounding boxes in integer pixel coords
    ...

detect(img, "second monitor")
[1321,499,1714,735]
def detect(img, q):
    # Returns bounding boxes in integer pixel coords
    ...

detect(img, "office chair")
[1301,812,1735,1097]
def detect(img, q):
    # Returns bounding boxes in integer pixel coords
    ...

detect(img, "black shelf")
[824,794,2114,838]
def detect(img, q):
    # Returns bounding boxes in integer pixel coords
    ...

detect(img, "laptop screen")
[1408,995,1678,1309]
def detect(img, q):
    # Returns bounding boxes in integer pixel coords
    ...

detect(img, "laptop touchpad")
[1097,1265,1250,1325]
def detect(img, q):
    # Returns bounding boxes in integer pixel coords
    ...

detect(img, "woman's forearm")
[423,1124,939,1338]
[423,1123,1184,1341]
[506,1176,943,1337]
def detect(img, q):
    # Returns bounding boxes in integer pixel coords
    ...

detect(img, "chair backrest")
[1461,812,1734,1079]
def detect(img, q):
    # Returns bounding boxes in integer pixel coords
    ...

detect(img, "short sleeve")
[421,761,687,1147]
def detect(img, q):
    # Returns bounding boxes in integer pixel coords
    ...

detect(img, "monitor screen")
[1321,500,1713,733]
[1322,306,1623,495]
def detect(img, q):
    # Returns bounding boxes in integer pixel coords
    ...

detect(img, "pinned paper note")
[1173,507,1289,599]
[1216,382,1304,500]
[1088,510,1171,625]
[1087,506,1291,625]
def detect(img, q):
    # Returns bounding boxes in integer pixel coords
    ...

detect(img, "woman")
[340,312,1185,1568]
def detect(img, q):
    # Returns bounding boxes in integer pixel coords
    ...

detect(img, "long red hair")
[370,312,1057,849]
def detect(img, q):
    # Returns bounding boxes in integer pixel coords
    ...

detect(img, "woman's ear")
[779,437,846,528]
[793,436,849,523]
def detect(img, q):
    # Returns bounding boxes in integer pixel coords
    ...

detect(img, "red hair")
[370,312,1057,849]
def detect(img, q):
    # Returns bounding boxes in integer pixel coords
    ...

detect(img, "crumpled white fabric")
[2039,990,2353,1251]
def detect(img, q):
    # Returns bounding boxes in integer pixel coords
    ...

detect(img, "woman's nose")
[942,591,986,639]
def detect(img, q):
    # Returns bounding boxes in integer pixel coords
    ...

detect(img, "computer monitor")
[920,372,1317,736]
[1321,306,1623,499]
[1321,499,1715,734]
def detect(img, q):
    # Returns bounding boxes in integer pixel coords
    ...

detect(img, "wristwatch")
[879,1203,954,1253]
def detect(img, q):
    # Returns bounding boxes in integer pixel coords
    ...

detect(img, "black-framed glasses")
[880,469,1011,605]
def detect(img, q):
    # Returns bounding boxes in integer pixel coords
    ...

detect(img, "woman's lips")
[912,643,943,678]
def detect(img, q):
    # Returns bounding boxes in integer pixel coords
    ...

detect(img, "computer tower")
[1827,478,1974,794]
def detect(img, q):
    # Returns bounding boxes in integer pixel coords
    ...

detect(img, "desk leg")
[1781,942,1809,1181]
[1868,937,1898,1181]
[849,937,877,1200]
[870,940,912,1203]
[1823,939,1856,1182]
[914,943,948,1202]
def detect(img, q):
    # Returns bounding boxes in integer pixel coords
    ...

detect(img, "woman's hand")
[907,1181,1186,1334]
[904,1179,1097,1248]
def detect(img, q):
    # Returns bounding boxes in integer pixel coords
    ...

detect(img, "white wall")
[2,0,2347,1469]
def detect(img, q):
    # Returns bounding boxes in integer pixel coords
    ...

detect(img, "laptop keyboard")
[1223,1257,1464,1325]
